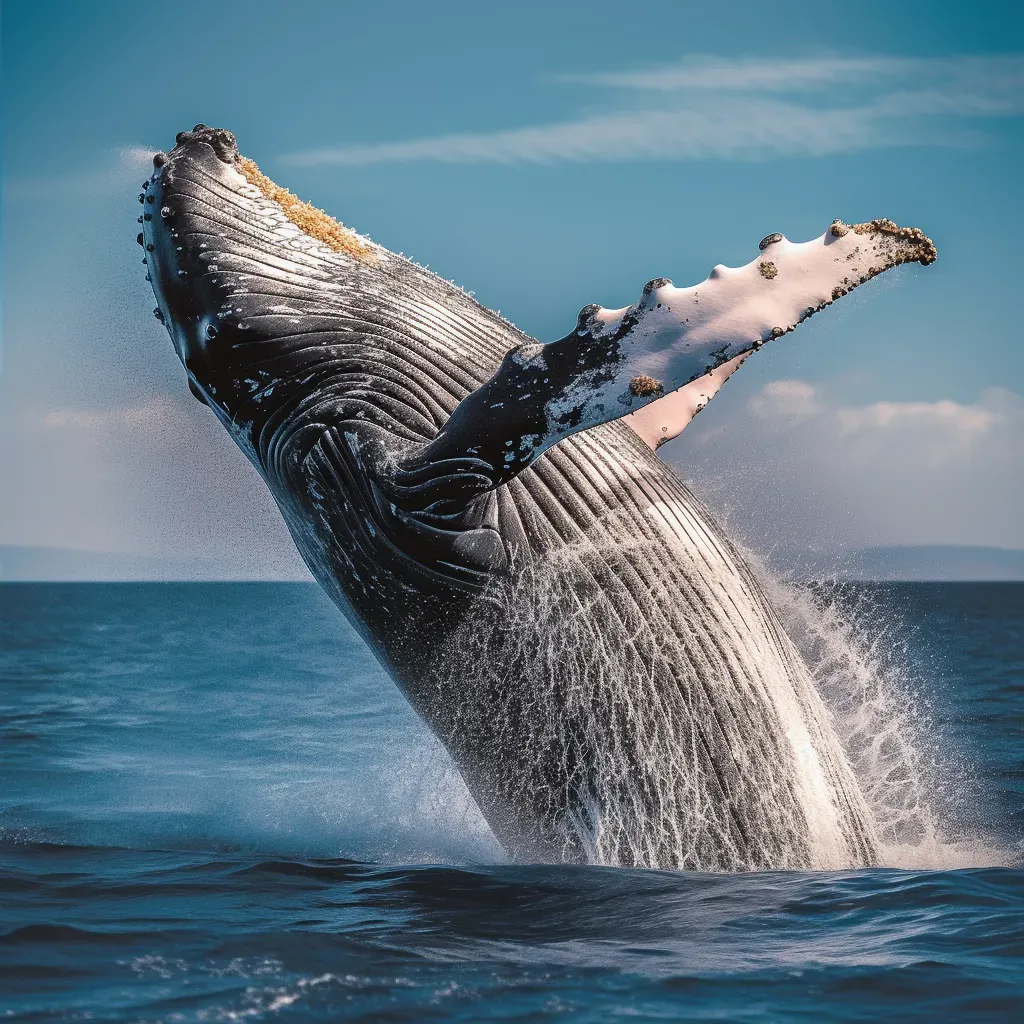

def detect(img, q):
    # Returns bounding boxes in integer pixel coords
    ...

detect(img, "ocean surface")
[1,581,1021,1021]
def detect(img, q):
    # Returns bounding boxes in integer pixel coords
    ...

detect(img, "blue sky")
[2,0,1022,575]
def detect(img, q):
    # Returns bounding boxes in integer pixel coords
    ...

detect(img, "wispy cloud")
[557,54,1023,94]
[40,397,179,431]
[3,145,156,202]
[284,54,1024,168]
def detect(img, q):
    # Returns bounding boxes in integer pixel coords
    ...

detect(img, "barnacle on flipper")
[845,218,937,266]
[237,156,376,263]
[629,375,664,397]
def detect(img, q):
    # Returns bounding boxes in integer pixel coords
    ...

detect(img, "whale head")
[140,125,395,469]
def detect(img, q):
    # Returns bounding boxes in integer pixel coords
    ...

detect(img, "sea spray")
[749,563,1006,868]
[442,508,879,871]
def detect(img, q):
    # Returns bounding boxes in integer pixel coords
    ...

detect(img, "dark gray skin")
[141,126,883,870]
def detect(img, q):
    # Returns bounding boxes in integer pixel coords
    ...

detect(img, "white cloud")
[286,99,883,167]
[835,397,998,438]
[679,384,1024,552]
[559,54,1024,95]
[748,379,823,423]
[284,54,1024,167]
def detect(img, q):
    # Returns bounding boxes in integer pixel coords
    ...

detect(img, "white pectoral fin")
[626,351,753,450]
[600,218,937,450]
[400,219,935,503]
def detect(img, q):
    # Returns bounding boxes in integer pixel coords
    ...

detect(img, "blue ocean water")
[1,582,1021,1022]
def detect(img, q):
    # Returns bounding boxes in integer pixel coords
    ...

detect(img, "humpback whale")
[140,125,936,870]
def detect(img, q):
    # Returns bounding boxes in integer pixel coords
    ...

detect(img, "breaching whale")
[140,125,936,870]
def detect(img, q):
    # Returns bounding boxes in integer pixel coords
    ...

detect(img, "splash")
[440,504,1014,872]
[748,555,1010,869]
[444,513,879,872]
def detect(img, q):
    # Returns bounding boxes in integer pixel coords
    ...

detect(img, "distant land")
[2,544,1024,582]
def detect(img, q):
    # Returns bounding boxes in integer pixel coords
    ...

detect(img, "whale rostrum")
[141,126,936,869]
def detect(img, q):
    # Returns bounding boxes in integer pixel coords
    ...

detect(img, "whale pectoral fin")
[626,350,753,451]
[398,218,935,492]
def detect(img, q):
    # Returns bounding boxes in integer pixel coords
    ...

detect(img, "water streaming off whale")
[441,484,876,870]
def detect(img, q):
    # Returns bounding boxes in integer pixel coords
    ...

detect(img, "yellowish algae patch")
[238,156,376,262]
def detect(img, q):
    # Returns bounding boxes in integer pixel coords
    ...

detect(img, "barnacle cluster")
[629,374,664,397]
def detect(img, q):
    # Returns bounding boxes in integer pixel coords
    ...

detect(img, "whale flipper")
[396,220,936,498]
